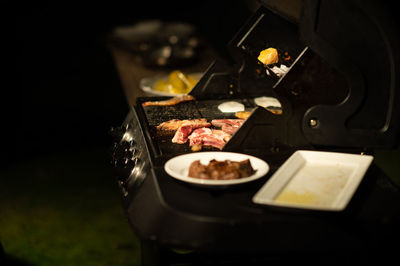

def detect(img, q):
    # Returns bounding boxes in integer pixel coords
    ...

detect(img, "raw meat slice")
[211,119,245,135]
[188,128,231,150]
[171,119,211,144]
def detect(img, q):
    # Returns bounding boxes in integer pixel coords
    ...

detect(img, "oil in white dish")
[275,162,354,208]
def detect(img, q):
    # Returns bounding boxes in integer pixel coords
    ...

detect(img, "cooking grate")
[142,100,202,126]
[137,98,258,163]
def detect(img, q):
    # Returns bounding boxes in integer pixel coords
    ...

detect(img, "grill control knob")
[110,124,139,183]
[111,142,136,182]
[110,124,142,189]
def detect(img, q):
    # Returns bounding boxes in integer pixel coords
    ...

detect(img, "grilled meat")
[156,119,182,132]
[235,111,251,119]
[211,119,245,135]
[157,118,209,131]
[170,119,211,144]
[188,128,231,151]
[188,159,255,180]
[156,118,237,151]
[142,95,195,107]
[172,124,194,144]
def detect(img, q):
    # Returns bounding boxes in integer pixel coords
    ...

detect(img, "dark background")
[11,0,253,166]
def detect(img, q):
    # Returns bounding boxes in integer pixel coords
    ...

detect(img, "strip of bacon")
[156,119,182,131]
[157,118,208,131]
[189,128,212,146]
[172,124,194,144]
[188,128,231,150]
[209,129,231,143]
[142,95,195,107]
[171,119,211,144]
[211,119,245,135]
[211,119,245,128]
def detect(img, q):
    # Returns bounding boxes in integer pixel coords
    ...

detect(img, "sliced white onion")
[254,96,281,108]
[218,101,245,113]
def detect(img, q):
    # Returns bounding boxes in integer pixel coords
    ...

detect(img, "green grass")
[0,148,141,266]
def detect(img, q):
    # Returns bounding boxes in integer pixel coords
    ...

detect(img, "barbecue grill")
[110,0,400,264]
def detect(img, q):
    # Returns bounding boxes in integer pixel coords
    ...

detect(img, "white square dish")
[252,150,374,211]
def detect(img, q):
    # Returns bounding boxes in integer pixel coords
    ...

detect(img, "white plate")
[164,152,269,186]
[252,150,373,211]
[140,72,203,97]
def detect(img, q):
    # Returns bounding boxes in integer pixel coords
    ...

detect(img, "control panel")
[110,108,150,201]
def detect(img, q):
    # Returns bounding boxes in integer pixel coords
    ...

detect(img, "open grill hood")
[190,0,399,151]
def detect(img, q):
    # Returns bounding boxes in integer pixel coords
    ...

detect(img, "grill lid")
[190,0,400,150]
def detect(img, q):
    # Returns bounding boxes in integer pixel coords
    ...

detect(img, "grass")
[0,147,141,266]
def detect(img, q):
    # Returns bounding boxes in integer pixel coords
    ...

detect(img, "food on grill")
[142,95,195,107]
[171,119,211,144]
[156,119,183,132]
[188,128,231,151]
[188,159,256,180]
[217,101,245,113]
[172,124,195,144]
[257,47,279,65]
[211,119,245,135]
[254,96,281,108]
[157,118,209,132]
[156,118,240,151]
[154,70,199,94]
[235,111,252,119]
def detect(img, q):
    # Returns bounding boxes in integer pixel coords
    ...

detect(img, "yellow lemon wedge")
[154,70,200,94]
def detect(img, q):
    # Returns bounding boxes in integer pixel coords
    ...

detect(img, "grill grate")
[138,98,257,163]
[143,101,202,126]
